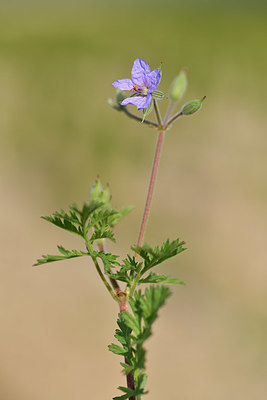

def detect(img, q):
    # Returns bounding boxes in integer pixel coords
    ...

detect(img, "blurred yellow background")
[0,1,267,399]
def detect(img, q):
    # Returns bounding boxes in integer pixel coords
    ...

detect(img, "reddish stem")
[136,130,165,250]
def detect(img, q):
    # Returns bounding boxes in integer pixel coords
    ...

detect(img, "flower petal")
[131,58,151,86]
[121,94,152,110]
[112,79,133,91]
[147,69,161,93]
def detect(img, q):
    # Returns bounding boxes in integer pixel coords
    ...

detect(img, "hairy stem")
[136,130,165,250]
[135,100,165,253]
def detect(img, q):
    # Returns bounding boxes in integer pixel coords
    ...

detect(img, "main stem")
[119,297,136,400]
[136,130,165,249]
[97,241,136,399]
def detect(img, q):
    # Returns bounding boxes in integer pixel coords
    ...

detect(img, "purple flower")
[112,58,161,110]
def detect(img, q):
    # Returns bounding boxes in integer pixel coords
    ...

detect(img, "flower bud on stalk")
[181,96,206,116]
[169,68,187,102]
[107,89,127,111]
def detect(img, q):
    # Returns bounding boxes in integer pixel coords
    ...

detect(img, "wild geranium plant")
[35,58,205,400]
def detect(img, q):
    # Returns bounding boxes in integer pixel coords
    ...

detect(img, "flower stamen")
[131,84,139,92]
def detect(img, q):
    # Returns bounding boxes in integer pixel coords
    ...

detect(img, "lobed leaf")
[132,238,186,274]
[33,246,89,266]
[139,272,185,285]
[90,227,115,242]
[42,215,83,237]
[121,311,141,337]
[108,344,128,356]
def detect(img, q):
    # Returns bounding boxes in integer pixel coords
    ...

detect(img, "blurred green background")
[1,1,267,399]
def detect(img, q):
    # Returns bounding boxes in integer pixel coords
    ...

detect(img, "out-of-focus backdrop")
[1,1,266,399]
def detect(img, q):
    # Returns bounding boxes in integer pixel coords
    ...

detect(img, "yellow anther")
[131,84,139,92]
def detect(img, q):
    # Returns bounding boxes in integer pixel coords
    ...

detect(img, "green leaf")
[88,207,129,232]
[112,314,133,350]
[110,206,134,227]
[71,201,103,228]
[139,272,185,285]
[113,387,146,400]
[129,291,143,327]
[136,372,148,390]
[33,246,89,266]
[42,214,83,237]
[120,362,135,375]
[143,286,171,316]
[121,311,141,337]
[114,330,128,347]
[103,255,142,285]
[90,227,115,242]
[108,344,128,356]
[132,238,186,274]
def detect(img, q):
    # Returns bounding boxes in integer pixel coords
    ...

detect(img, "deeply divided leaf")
[34,246,89,266]
[139,272,185,285]
[132,238,186,274]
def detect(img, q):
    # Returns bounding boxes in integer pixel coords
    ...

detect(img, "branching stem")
[165,110,183,127]
[85,237,117,301]
[97,240,121,293]
[123,107,158,128]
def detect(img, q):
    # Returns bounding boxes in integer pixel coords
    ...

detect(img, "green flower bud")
[107,89,127,111]
[89,178,111,208]
[107,98,121,111]
[169,69,187,102]
[181,96,206,116]
[115,89,126,105]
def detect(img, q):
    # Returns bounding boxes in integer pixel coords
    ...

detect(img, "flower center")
[141,86,149,96]
[131,84,139,93]
[131,84,149,96]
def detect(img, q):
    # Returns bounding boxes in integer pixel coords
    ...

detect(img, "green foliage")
[139,272,185,285]
[34,246,89,266]
[35,181,186,399]
[109,286,171,399]
[132,238,186,274]
[98,238,186,291]
[35,183,132,267]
